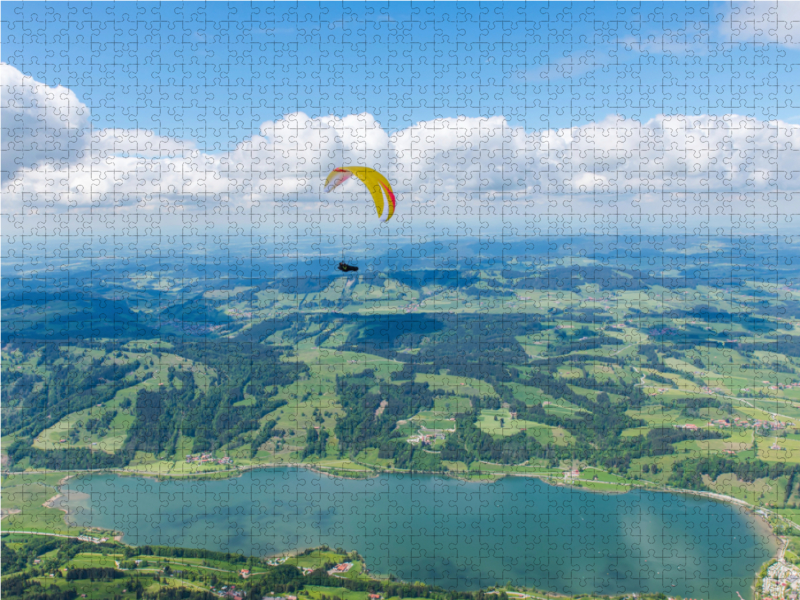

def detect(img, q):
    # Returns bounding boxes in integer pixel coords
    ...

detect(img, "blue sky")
[4,1,798,147]
[2,1,799,254]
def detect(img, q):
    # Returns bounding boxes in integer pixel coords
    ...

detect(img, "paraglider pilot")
[325,167,393,276]
[337,262,359,273]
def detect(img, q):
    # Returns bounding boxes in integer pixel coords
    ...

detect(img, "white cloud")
[1,63,90,181]
[2,64,798,232]
[723,2,800,47]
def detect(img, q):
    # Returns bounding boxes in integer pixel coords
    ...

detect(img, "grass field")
[542,398,590,417]
[505,382,557,405]
[675,429,754,454]
[29,347,220,454]
[1,472,75,534]
[32,389,140,454]
[433,395,473,413]
[704,473,786,506]
[580,468,635,485]
[304,585,373,600]
[476,409,575,446]
[757,437,800,464]
[285,549,348,570]
[65,552,120,568]
[415,372,498,398]
[466,458,559,473]
[410,410,457,432]
[7,576,154,599]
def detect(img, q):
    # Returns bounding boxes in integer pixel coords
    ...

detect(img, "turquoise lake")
[58,469,776,600]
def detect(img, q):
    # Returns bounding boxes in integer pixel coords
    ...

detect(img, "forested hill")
[3,255,800,509]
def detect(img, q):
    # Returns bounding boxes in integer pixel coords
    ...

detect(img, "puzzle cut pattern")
[1,3,800,600]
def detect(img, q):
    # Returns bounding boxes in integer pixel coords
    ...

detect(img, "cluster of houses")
[264,556,289,567]
[185,453,233,466]
[77,534,108,544]
[749,419,787,430]
[327,562,354,576]
[762,560,800,599]
[212,584,244,599]
[774,382,800,391]
[262,596,298,600]
[761,380,800,391]
[740,381,800,393]
[407,422,456,445]
[407,432,446,445]
[699,386,725,395]
[680,417,789,431]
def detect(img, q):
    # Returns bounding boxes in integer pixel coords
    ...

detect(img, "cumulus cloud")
[1,63,90,181]
[2,64,799,233]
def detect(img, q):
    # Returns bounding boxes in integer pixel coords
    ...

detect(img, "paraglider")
[337,262,359,273]
[324,167,396,222]
[325,167,395,274]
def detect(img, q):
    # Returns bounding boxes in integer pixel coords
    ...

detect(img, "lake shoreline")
[43,461,775,509]
[48,466,776,600]
[35,461,781,513]
[41,463,783,574]
[42,473,78,513]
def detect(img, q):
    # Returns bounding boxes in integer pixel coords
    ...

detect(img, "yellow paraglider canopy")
[324,167,397,222]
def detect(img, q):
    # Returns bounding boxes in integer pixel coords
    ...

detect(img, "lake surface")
[58,469,775,600]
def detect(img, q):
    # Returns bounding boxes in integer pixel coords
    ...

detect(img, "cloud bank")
[3,63,798,239]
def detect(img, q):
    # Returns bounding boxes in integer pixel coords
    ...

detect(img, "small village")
[327,562,354,575]
[185,453,234,466]
[761,560,800,599]
[677,417,789,432]
[407,432,447,445]
[210,583,245,599]
[406,420,456,446]
[76,534,108,544]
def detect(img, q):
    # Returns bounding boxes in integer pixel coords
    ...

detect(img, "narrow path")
[1,462,374,478]
[124,560,243,574]
[777,537,790,562]
[488,589,554,600]
[1,530,82,539]
[716,394,755,409]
